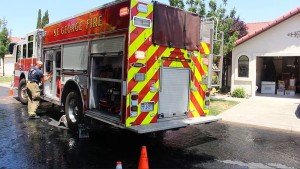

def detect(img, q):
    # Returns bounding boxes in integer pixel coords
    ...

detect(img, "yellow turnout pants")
[26,82,41,116]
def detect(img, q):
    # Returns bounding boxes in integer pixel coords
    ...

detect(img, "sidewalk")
[217,94,300,133]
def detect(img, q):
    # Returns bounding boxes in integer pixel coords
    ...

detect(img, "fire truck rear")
[13,0,220,134]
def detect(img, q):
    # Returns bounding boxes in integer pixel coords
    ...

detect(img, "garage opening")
[256,56,300,96]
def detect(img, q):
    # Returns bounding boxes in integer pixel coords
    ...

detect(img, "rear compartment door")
[159,67,190,118]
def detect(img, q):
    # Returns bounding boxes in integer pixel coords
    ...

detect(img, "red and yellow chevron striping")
[126,0,210,127]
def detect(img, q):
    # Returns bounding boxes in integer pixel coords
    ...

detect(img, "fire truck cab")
[13,0,221,134]
[13,29,44,104]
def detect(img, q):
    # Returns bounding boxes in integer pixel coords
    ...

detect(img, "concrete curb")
[0,83,11,88]
[211,95,247,102]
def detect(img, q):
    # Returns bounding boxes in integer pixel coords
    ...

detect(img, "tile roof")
[245,22,271,35]
[236,7,300,46]
[9,36,24,43]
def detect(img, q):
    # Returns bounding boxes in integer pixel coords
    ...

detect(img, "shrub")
[231,87,246,98]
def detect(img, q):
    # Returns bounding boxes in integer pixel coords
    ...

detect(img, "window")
[238,55,249,77]
[22,44,27,58]
[16,45,21,61]
[44,50,54,72]
[28,35,34,58]
[28,42,33,58]
[56,51,61,68]
[63,42,88,70]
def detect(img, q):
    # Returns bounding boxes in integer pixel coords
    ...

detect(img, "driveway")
[217,94,300,133]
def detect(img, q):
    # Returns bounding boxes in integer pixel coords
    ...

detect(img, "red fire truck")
[13,0,220,134]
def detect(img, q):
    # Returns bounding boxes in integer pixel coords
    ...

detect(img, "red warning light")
[131,94,138,100]
[205,91,210,97]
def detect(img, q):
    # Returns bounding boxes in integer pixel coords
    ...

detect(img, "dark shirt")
[28,66,43,83]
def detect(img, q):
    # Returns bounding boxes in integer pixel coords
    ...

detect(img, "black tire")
[65,90,83,131]
[18,79,28,105]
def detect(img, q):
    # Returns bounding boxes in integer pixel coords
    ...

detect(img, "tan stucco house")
[231,7,300,97]
[0,37,24,76]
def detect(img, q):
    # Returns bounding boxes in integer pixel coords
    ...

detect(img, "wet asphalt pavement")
[0,87,300,168]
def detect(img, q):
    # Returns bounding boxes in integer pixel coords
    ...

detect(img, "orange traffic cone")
[9,86,14,96]
[138,146,149,169]
[115,161,122,169]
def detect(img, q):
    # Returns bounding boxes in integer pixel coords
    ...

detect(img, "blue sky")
[1,0,300,37]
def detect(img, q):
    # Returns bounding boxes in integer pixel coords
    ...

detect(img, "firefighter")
[26,61,52,119]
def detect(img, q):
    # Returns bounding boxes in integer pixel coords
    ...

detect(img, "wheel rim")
[68,98,78,123]
[21,85,27,99]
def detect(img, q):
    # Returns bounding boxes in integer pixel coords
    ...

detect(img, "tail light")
[131,94,138,100]
[131,106,138,111]
[204,90,210,109]
[205,91,210,97]
[130,92,138,117]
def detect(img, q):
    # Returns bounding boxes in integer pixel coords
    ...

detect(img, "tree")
[42,10,49,28]
[36,9,42,29]
[36,9,49,29]
[185,0,206,16]
[169,0,185,9]
[203,0,247,88]
[169,0,247,87]
[168,0,247,56]
[0,18,11,76]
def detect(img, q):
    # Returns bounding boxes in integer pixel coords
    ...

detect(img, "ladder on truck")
[201,18,224,90]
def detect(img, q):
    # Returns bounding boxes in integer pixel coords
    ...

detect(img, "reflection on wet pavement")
[219,160,294,169]
[0,96,300,169]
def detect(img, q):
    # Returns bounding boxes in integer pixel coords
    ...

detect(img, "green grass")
[0,76,13,85]
[209,99,240,115]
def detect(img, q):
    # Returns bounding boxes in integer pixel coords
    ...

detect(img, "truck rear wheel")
[18,79,28,105]
[65,90,83,131]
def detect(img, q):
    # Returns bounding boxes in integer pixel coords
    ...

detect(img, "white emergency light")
[135,51,146,59]
[133,16,151,28]
[137,3,148,13]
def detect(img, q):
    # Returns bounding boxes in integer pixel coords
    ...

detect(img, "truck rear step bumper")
[85,110,221,134]
[128,116,221,134]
